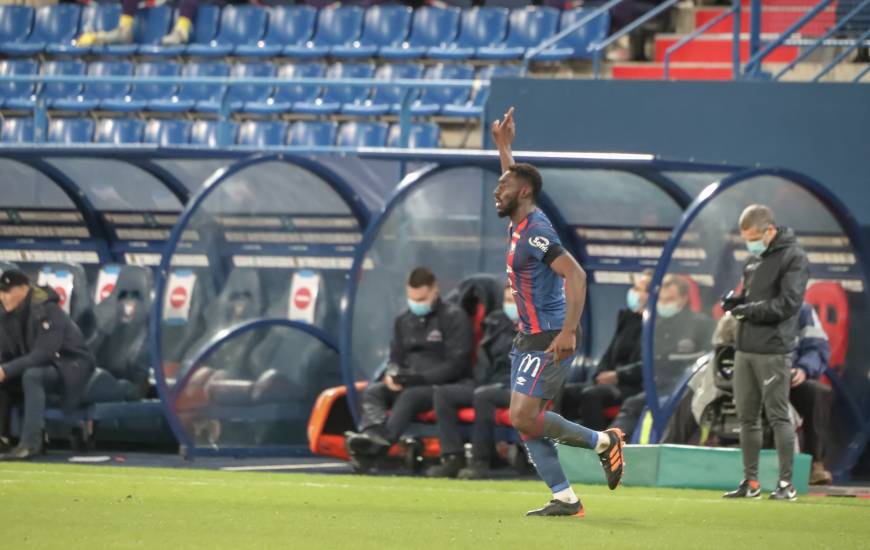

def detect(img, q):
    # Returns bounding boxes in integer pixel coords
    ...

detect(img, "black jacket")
[595,309,643,395]
[655,306,715,361]
[474,310,516,387]
[735,226,809,355]
[388,298,473,385]
[0,286,95,409]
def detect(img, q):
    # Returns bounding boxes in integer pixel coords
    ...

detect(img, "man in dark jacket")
[0,270,95,459]
[425,283,518,478]
[561,270,651,430]
[345,267,473,459]
[722,204,809,501]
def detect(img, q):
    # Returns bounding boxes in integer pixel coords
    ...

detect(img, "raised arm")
[491,106,516,173]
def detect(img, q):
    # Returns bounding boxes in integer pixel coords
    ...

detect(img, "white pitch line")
[220,463,349,472]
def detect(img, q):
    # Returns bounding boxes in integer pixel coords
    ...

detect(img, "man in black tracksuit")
[346,267,473,459]
[0,270,95,459]
[722,204,809,501]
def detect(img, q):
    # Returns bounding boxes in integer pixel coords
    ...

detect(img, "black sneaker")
[769,481,797,501]
[425,454,465,478]
[723,479,761,499]
[526,499,585,517]
[344,429,391,456]
[598,428,625,490]
[457,459,489,480]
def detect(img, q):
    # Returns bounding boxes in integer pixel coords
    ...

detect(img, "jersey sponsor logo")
[427,329,443,342]
[529,235,550,253]
[519,354,542,377]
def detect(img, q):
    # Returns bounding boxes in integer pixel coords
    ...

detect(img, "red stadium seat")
[805,281,849,370]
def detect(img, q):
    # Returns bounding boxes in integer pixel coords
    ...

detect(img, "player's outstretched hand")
[545,330,576,363]
[491,106,515,149]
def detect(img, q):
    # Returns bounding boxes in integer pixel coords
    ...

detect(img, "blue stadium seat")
[331,5,412,59]
[235,5,316,57]
[428,7,508,60]
[139,4,221,57]
[189,119,239,147]
[342,62,422,116]
[143,119,191,146]
[91,5,172,56]
[148,61,230,113]
[1,118,35,143]
[294,62,374,115]
[380,6,460,60]
[100,61,181,112]
[411,63,474,115]
[387,122,440,148]
[187,5,267,57]
[442,65,521,118]
[237,120,289,147]
[477,6,560,60]
[48,3,119,55]
[196,62,274,113]
[287,121,338,147]
[94,118,145,144]
[52,60,134,112]
[5,60,87,111]
[1,4,80,56]
[336,121,388,148]
[0,6,34,45]
[47,118,95,144]
[242,62,325,115]
[0,59,39,109]
[532,8,610,61]
[283,6,364,58]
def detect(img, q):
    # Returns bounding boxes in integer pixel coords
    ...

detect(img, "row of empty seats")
[0,59,513,117]
[0,4,609,61]
[0,117,441,148]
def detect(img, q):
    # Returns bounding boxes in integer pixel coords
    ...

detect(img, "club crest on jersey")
[529,235,550,252]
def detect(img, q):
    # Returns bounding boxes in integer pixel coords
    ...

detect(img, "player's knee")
[509,406,535,435]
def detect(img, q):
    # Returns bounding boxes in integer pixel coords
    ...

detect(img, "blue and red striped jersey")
[505,209,566,335]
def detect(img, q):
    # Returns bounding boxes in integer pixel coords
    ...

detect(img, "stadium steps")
[693,6,836,36]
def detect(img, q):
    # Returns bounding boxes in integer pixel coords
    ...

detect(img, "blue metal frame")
[813,26,870,82]
[641,167,870,479]
[148,153,371,455]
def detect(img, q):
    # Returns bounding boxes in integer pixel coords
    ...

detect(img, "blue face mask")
[503,302,519,322]
[407,299,432,317]
[626,289,642,313]
[657,302,681,319]
[746,239,767,256]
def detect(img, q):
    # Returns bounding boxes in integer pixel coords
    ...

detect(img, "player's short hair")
[407,266,437,288]
[662,274,690,299]
[507,163,542,201]
[739,204,776,232]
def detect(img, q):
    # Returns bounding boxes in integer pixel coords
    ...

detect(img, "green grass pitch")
[2,463,868,549]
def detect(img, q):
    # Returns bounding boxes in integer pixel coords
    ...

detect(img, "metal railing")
[664,0,742,80]
[0,74,488,146]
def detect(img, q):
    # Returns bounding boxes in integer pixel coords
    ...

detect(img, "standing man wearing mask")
[561,270,652,430]
[722,205,809,501]
[345,267,473,462]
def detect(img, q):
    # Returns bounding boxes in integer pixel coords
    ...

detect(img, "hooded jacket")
[734,226,809,355]
[473,309,516,386]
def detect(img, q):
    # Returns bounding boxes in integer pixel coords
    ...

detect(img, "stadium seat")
[139,4,221,57]
[242,62,325,115]
[187,5,267,57]
[49,2,120,55]
[237,120,289,147]
[294,62,374,115]
[100,61,181,113]
[336,121,389,147]
[380,6,460,59]
[235,5,316,57]
[331,5,412,58]
[0,59,39,109]
[341,62,422,116]
[411,63,474,115]
[428,7,508,60]
[530,8,610,61]
[283,6,364,58]
[1,4,80,56]
[90,5,173,56]
[142,119,192,146]
[5,60,87,111]
[196,62,275,113]
[189,119,239,147]
[148,61,230,113]
[52,60,134,112]
[442,64,521,118]
[47,118,95,144]
[477,6,560,60]
[36,262,94,338]
[287,121,338,147]
[0,118,34,144]
[805,281,849,370]
[93,118,145,144]
[0,6,34,46]
[387,122,440,148]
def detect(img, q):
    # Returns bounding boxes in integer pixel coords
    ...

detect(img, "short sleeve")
[525,222,562,263]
